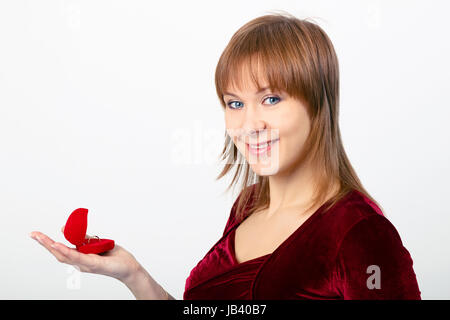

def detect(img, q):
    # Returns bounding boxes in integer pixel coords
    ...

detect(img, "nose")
[226,102,271,143]
[241,100,263,131]
[241,122,269,144]
[246,128,266,139]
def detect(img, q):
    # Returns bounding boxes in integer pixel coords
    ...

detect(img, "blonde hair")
[215,12,384,223]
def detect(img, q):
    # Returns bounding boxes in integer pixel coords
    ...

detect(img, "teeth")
[250,142,269,149]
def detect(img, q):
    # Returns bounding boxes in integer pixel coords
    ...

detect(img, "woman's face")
[224,77,312,176]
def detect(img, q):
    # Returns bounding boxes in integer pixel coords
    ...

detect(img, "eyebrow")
[223,87,272,98]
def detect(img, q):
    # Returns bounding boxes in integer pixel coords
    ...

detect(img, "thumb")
[61,225,65,234]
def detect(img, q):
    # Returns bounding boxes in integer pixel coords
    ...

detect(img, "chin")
[249,160,280,176]
[254,166,280,176]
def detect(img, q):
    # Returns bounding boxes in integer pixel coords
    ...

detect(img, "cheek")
[283,126,311,166]
[224,113,242,144]
[224,110,239,128]
[277,110,311,157]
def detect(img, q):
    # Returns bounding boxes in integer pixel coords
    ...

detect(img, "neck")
[263,157,337,219]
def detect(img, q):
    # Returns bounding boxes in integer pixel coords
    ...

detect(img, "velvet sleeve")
[334,214,421,299]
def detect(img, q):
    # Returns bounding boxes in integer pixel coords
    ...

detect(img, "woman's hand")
[30,226,172,299]
[30,227,141,284]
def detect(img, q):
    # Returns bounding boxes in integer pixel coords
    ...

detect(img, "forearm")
[122,264,175,300]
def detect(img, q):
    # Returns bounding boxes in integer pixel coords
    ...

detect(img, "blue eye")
[226,96,281,110]
[227,101,244,109]
[264,96,281,105]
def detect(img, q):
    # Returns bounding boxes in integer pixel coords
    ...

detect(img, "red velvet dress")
[183,186,421,300]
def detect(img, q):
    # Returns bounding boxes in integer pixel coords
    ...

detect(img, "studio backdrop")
[0,0,449,299]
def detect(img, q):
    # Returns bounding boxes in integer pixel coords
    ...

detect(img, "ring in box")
[63,208,115,254]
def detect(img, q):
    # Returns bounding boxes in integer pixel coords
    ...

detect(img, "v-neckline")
[229,227,271,266]
[228,191,353,266]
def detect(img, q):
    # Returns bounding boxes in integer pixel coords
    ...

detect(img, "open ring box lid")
[63,208,115,254]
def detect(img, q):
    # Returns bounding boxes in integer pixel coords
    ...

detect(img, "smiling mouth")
[245,138,279,155]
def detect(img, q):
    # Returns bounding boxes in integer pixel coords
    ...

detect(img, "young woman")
[30,13,421,300]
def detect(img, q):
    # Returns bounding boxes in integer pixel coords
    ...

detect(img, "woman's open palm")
[30,227,140,283]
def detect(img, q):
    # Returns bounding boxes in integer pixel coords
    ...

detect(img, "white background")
[1,0,449,299]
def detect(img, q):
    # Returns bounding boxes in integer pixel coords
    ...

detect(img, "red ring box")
[63,208,115,254]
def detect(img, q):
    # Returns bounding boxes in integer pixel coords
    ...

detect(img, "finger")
[31,231,102,272]
[61,225,65,234]
[30,231,56,246]
[32,232,101,272]
[30,231,71,263]
[51,242,102,273]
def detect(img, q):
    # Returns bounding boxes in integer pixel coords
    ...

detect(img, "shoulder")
[314,188,410,258]
[333,190,411,269]
[337,212,405,258]
[325,190,421,299]
[331,193,421,299]
[314,188,410,261]
[339,190,403,248]
[317,189,388,243]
